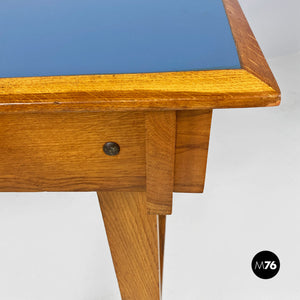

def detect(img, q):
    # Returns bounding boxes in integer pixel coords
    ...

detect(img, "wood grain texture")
[159,215,166,287]
[223,0,280,93]
[146,112,176,215]
[0,110,210,193]
[98,192,161,300]
[0,112,145,192]
[174,110,212,193]
[0,69,278,113]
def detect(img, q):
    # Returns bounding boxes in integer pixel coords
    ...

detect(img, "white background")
[0,0,299,299]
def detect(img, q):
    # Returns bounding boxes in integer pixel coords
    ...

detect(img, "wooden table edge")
[223,0,281,94]
[0,69,279,113]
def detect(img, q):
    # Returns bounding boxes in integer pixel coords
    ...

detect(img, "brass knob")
[103,142,120,156]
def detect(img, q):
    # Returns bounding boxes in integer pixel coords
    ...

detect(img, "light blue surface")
[0,0,240,78]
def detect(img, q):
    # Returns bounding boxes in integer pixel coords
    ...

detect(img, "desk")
[0,0,280,298]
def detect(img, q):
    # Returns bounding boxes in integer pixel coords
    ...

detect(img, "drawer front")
[0,112,146,191]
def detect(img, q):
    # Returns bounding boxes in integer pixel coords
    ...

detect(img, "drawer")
[0,112,146,191]
[0,110,211,193]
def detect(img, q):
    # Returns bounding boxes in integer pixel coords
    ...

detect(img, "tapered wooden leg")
[98,191,162,300]
[159,215,166,286]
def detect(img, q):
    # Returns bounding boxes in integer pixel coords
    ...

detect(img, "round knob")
[103,142,120,156]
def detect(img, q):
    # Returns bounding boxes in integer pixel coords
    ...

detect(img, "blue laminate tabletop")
[0,0,240,78]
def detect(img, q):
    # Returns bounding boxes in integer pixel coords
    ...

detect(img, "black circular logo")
[251,250,280,279]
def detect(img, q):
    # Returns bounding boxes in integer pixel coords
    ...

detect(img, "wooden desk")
[0,0,280,298]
